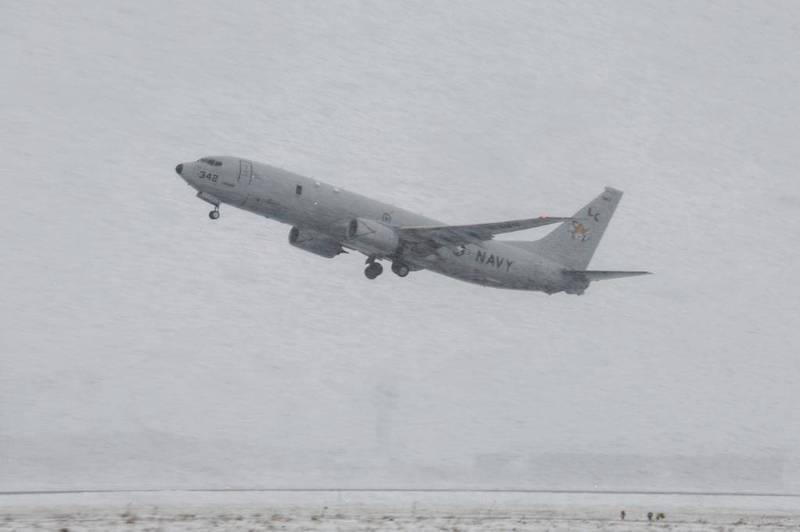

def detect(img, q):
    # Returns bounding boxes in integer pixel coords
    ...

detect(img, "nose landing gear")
[196,192,221,220]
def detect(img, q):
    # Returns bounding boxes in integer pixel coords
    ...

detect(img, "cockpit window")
[198,158,223,166]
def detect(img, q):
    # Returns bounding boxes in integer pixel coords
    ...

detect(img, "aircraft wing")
[396,216,572,248]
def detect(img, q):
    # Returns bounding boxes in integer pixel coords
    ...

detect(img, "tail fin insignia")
[569,221,591,241]
[504,187,623,270]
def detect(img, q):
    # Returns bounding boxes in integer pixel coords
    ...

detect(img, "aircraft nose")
[175,163,183,175]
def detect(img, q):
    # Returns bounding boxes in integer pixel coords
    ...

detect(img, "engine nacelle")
[344,217,400,257]
[288,227,343,258]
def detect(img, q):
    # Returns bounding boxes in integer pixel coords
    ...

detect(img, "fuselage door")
[239,160,253,185]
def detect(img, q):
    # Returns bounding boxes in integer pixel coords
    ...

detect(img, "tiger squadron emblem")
[569,207,600,241]
[569,221,590,241]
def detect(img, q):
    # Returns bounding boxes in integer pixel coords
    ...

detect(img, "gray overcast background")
[2,0,799,492]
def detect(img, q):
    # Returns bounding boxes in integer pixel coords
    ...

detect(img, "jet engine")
[288,227,343,258]
[344,217,400,257]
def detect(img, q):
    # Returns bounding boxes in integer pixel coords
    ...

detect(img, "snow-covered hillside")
[1,0,799,493]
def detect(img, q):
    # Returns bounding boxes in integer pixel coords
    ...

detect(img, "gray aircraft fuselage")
[174,156,642,294]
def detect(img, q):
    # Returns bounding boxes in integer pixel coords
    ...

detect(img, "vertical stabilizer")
[520,187,623,270]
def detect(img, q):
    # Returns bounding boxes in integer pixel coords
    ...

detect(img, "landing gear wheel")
[391,262,410,277]
[209,209,220,220]
[364,262,383,279]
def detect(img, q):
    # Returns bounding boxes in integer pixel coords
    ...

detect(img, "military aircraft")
[173,157,649,294]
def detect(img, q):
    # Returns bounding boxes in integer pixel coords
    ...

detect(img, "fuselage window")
[296,185,303,195]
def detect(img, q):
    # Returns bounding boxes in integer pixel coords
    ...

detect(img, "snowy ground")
[2,491,800,531]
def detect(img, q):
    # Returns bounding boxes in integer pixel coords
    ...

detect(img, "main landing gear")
[364,257,411,280]
[364,257,383,279]
[391,262,410,277]
[208,208,220,220]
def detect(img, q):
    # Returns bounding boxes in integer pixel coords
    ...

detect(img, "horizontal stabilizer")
[563,270,651,282]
